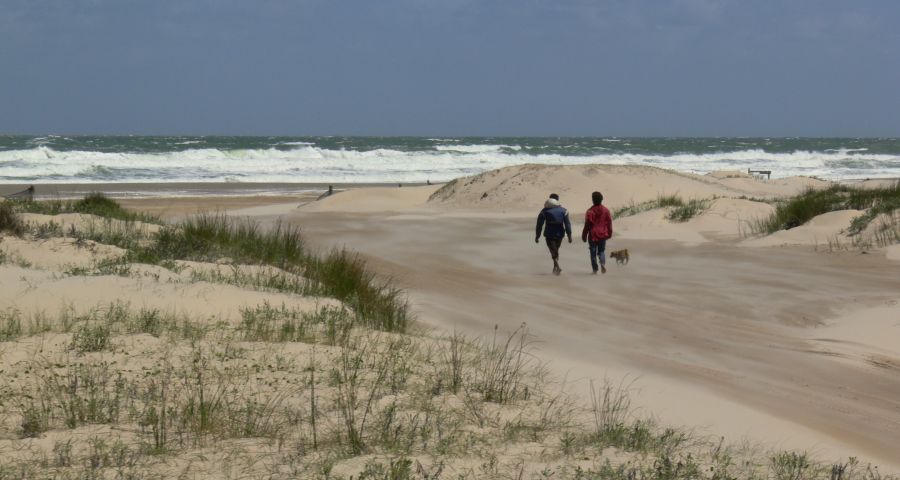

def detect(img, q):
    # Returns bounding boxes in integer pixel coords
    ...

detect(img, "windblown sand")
[233,165,899,469]
[2,164,898,474]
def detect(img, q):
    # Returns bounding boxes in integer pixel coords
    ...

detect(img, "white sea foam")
[0,146,898,184]
[434,144,521,153]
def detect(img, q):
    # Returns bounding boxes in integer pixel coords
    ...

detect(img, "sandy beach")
[6,0,899,475]
[237,165,900,468]
[2,164,899,476]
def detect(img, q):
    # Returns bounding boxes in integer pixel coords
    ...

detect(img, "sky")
[1,0,898,137]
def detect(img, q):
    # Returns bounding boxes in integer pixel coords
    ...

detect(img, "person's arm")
[581,211,592,243]
[605,208,613,238]
[564,211,573,242]
[535,211,545,242]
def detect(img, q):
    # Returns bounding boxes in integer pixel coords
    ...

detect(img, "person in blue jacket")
[535,193,573,275]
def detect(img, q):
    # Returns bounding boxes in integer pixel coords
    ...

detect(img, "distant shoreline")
[0,181,436,200]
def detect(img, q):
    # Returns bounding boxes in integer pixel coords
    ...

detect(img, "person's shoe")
[592,269,598,275]
[601,265,607,274]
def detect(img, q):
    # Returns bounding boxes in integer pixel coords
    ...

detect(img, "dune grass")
[132,213,409,333]
[1,303,892,479]
[10,192,160,224]
[613,194,712,223]
[753,182,900,235]
[140,214,305,266]
[0,201,26,236]
[5,194,410,333]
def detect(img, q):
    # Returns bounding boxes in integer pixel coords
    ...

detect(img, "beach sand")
[229,165,899,468]
[2,165,898,472]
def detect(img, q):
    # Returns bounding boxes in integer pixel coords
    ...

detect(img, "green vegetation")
[142,214,304,266]
[754,182,900,235]
[238,302,352,344]
[5,194,410,333]
[136,213,409,333]
[0,302,207,344]
[10,192,159,224]
[613,194,682,218]
[666,198,714,223]
[0,201,26,236]
[69,322,113,353]
[613,194,713,223]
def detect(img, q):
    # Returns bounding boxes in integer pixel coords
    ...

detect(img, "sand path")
[248,207,900,469]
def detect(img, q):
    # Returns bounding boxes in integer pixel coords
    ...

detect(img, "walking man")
[582,191,613,274]
[535,193,572,275]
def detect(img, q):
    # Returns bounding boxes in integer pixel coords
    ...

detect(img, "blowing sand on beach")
[1,163,899,478]
[4,1,900,477]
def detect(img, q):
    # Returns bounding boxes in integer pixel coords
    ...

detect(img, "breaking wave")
[0,145,898,183]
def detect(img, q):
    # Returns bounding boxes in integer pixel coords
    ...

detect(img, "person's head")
[592,191,603,206]
[549,193,559,201]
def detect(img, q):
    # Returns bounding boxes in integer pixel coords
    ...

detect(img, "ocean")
[1,136,898,186]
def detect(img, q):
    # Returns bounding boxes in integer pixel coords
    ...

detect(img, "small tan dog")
[609,249,629,265]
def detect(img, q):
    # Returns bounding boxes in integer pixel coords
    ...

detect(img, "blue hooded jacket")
[536,204,572,240]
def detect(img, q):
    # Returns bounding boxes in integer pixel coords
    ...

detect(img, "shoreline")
[2,174,895,201]
[0,181,435,200]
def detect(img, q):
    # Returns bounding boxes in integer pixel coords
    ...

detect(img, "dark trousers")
[589,239,607,272]
[545,237,562,260]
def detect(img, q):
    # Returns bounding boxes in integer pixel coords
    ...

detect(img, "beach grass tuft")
[0,201,26,236]
[613,194,712,222]
[753,182,900,235]
[665,198,713,223]
[137,213,410,332]
[147,214,305,266]
[10,192,160,224]
[307,247,410,332]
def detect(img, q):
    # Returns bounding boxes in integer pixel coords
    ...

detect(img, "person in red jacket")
[581,191,613,274]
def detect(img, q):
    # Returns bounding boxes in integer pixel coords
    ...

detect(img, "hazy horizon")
[3,134,900,139]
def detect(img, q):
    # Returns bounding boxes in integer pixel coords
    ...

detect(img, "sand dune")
[615,197,775,244]
[740,210,864,248]
[427,164,824,213]
[0,264,333,324]
[1,236,126,270]
[274,164,900,469]
[299,164,896,259]
[20,212,161,235]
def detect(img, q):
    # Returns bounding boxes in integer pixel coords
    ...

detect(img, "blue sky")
[1,0,898,136]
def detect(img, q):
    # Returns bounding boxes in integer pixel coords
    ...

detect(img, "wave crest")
[0,146,897,183]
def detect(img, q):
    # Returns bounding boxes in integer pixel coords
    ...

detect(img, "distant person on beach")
[582,191,613,274]
[535,193,572,275]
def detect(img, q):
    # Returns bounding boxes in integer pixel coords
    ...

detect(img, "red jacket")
[582,204,613,242]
